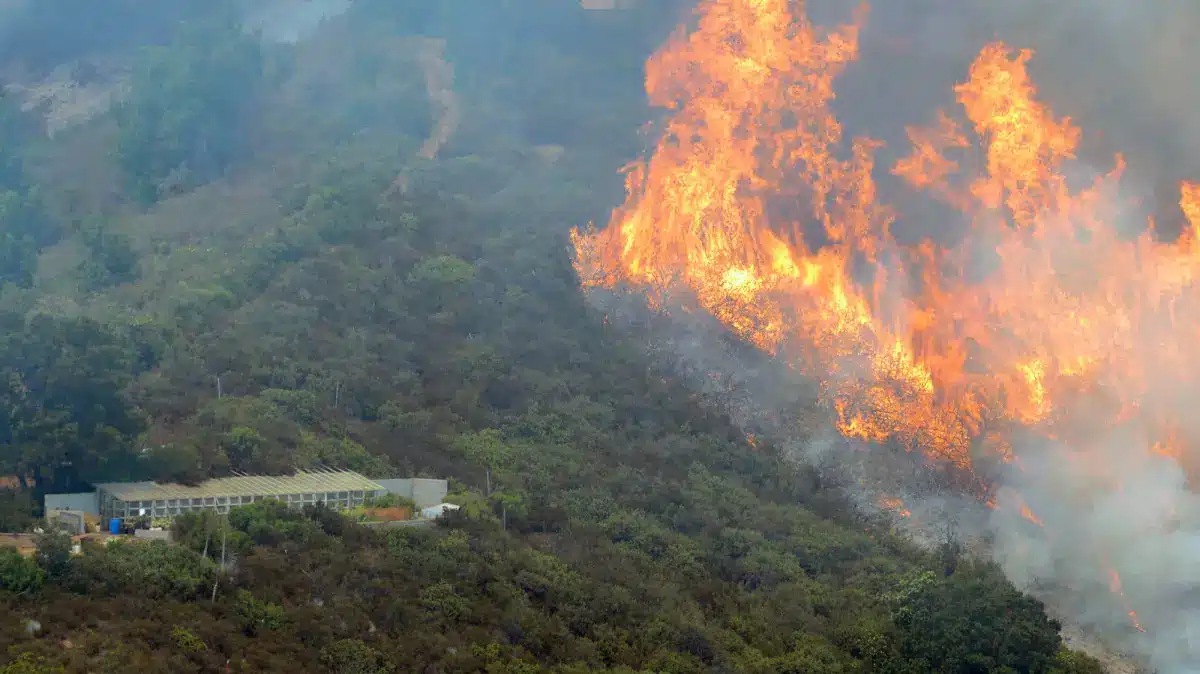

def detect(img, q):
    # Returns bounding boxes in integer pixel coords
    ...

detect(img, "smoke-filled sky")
[804,0,1200,238]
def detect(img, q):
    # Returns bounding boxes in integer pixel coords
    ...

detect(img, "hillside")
[0,2,1111,672]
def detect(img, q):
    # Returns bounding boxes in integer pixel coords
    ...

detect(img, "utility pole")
[211,523,227,603]
[216,375,223,399]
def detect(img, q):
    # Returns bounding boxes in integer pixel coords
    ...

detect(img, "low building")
[44,492,102,533]
[93,469,388,521]
[46,509,88,535]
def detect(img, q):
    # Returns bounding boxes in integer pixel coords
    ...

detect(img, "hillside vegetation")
[0,3,1106,672]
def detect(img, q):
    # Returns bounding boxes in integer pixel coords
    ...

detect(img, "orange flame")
[574,0,1200,473]
[572,0,1200,623]
[1019,503,1043,527]
[878,495,912,518]
[1106,566,1147,633]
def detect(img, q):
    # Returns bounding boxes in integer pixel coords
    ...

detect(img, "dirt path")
[0,532,119,557]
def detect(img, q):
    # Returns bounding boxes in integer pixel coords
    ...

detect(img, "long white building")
[43,470,449,523]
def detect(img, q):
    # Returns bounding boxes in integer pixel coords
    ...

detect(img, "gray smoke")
[860,5,1200,671]
[992,428,1200,671]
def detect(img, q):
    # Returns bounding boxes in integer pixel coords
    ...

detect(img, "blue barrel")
[109,518,121,535]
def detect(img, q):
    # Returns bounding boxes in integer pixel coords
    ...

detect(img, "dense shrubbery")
[0,548,41,595]
[0,496,1098,672]
[64,540,215,600]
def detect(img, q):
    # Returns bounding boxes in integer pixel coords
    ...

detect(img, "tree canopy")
[115,17,264,203]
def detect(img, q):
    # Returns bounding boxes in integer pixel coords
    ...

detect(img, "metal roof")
[94,470,385,502]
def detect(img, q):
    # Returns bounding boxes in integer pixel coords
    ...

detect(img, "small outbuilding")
[45,509,88,535]
[420,503,462,519]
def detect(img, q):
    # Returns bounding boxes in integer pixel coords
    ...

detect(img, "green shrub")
[0,548,43,595]
[64,540,215,600]
[170,625,208,654]
[364,493,417,510]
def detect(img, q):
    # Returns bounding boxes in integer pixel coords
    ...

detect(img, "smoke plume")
[574,1,1200,671]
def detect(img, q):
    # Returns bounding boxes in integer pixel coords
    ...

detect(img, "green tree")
[65,540,216,600]
[453,429,514,475]
[1051,648,1107,674]
[0,652,65,674]
[75,219,139,290]
[297,433,393,477]
[228,499,322,547]
[33,528,71,580]
[233,589,286,636]
[320,639,393,674]
[0,314,147,491]
[0,94,25,189]
[170,625,208,654]
[114,16,264,203]
[420,581,469,623]
[0,547,43,594]
[888,562,1066,673]
[0,188,54,287]
[172,510,252,562]
[0,489,35,532]
[0,96,61,287]
[406,254,477,322]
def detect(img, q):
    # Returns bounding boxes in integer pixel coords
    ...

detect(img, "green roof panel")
[95,470,385,502]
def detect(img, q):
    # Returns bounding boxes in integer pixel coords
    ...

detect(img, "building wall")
[46,510,86,535]
[91,475,446,521]
[45,492,99,516]
[375,478,412,499]
[376,478,448,508]
[411,478,448,508]
[100,488,384,520]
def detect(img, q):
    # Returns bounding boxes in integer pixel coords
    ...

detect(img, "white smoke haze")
[242,0,351,44]
[994,430,1200,661]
